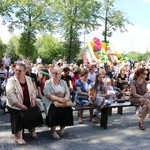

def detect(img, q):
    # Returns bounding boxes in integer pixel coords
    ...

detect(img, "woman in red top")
[6,63,43,145]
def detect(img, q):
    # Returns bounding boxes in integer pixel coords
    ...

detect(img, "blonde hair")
[99,68,106,74]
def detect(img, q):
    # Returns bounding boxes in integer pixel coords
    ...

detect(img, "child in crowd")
[105,78,116,101]
[121,84,131,100]
[88,87,105,108]
[88,87,105,123]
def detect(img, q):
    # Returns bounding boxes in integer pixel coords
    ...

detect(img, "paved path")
[0,107,150,150]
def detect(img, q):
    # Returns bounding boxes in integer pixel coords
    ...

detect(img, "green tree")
[53,0,102,62]
[35,35,65,63]
[142,51,150,61]
[127,51,143,61]
[0,38,6,58]
[6,35,20,61]
[0,0,56,58]
[18,30,36,58]
[100,0,131,42]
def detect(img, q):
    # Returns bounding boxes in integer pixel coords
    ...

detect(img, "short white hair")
[53,67,62,74]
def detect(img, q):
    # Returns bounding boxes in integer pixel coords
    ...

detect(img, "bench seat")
[72,101,134,129]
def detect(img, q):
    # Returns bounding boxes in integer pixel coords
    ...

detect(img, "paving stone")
[0,107,150,150]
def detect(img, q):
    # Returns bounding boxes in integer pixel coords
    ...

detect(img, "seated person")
[121,84,131,100]
[130,68,150,130]
[105,78,116,101]
[75,68,92,124]
[117,68,128,90]
[88,87,105,108]
[88,87,105,123]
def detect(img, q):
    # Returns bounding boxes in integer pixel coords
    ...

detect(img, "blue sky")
[116,0,150,27]
[81,0,150,53]
[0,0,150,53]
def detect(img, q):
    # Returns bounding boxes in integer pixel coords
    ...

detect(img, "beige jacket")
[6,75,36,110]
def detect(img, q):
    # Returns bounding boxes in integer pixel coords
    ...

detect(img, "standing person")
[2,54,11,72]
[6,63,43,145]
[43,67,73,140]
[130,68,150,130]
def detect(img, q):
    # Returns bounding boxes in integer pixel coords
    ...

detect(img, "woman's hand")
[31,99,36,107]
[21,105,28,110]
[59,98,68,107]
[14,102,28,110]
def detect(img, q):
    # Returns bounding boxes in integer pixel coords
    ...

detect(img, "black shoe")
[93,114,97,118]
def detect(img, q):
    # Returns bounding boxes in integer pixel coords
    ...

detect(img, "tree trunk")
[68,24,73,63]
[104,10,108,43]
[26,6,31,58]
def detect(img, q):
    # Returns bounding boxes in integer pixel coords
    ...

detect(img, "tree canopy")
[0,0,132,63]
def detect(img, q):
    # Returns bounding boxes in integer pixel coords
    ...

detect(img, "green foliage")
[6,35,20,61]
[35,35,65,63]
[127,51,143,61]
[53,0,102,62]
[100,0,131,42]
[142,51,150,61]
[76,48,84,60]
[63,30,81,62]
[120,53,129,62]
[0,38,6,57]
[1,1,56,33]
[0,0,132,62]
[18,30,36,58]
[0,0,57,61]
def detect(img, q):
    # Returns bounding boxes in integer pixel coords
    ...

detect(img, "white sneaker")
[59,128,65,136]
[92,117,100,123]
[78,119,83,124]
[52,132,60,140]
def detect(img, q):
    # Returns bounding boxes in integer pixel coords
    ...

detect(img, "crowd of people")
[1,55,150,145]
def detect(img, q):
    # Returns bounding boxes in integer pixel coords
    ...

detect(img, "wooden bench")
[72,101,134,129]
[100,101,133,129]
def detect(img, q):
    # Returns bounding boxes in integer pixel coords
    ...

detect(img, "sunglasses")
[15,69,23,72]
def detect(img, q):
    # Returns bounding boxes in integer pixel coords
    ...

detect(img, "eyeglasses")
[15,69,23,72]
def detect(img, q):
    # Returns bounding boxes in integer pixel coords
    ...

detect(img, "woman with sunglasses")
[43,67,73,140]
[6,63,44,145]
[130,68,150,130]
